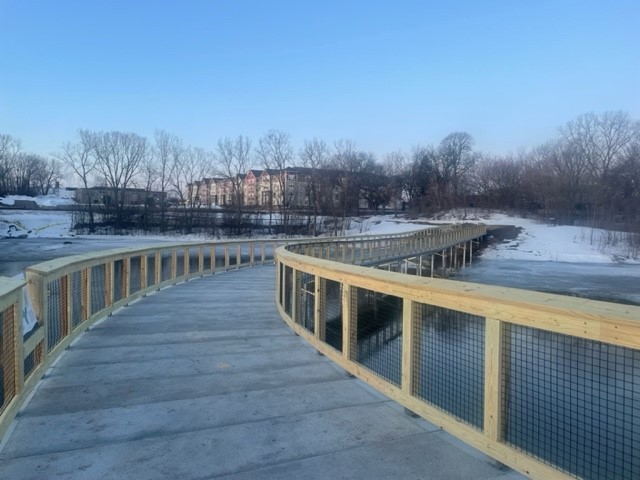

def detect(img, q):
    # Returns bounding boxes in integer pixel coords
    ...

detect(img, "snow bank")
[344,216,432,236]
[0,211,73,238]
[0,191,75,207]
[479,214,639,264]
[1,200,638,266]
[345,210,639,265]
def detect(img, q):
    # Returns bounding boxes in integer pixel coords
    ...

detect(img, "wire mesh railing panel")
[161,251,172,282]
[202,248,212,272]
[189,248,200,275]
[502,325,640,480]
[23,341,43,379]
[176,249,184,277]
[295,271,315,333]
[90,264,106,315]
[353,288,403,387]
[284,266,293,317]
[254,243,263,263]
[413,303,485,429]
[113,260,124,303]
[263,243,275,262]
[129,256,142,294]
[46,278,64,351]
[240,246,251,266]
[214,245,225,269]
[71,271,82,327]
[228,246,238,267]
[147,255,156,287]
[0,306,16,412]
[322,279,342,353]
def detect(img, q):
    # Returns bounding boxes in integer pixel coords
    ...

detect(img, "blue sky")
[1,0,638,158]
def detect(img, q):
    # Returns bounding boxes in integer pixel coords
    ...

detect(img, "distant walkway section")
[0,266,521,479]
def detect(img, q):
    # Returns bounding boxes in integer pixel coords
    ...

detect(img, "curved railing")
[0,226,475,440]
[4,222,637,479]
[0,237,285,439]
[276,226,640,480]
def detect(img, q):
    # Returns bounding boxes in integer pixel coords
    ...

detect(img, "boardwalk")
[0,266,523,479]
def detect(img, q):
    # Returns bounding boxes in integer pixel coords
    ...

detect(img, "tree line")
[1,111,638,239]
[0,134,63,197]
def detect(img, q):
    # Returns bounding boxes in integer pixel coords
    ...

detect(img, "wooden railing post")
[291,268,297,322]
[276,261,282,308]
[401,299,414,395]
[342,284,357,360]
[314,275,324,341]
[83,267,91,321]
[171,250,177,280]
[27,272,49,354]
[140,254,148,290]
[15,291,25,392]
[484,318,504,442]
[105,261,114,306]
[124,257,131,298]
[154,251,161,286]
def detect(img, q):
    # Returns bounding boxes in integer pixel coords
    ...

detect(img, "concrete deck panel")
[0,266,524,479]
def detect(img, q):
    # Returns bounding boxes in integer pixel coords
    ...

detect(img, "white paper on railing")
[22,286,38,335]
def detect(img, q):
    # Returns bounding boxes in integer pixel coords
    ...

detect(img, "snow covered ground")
[0,210,73,238]
[1,203,638,305]
[477,213,639,264]
[1,196,638,265]
[346,211,639,264]
[0,190,75,207]
[0,191,76,238]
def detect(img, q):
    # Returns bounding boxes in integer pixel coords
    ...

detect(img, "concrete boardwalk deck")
[0,266,524,479]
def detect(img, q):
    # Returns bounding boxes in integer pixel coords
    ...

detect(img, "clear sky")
[1,0,638,159]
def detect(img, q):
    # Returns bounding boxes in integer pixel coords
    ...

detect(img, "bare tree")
[55,130,97,231]
[474,155,525,211]
[437,132,478,206]
[561,111,639,180]
[0,134,21,195]
[256,129,294,234]
[33,157,63,195]
[300,138,331,234]
[154,130,179,231]
[216,136,252,234]
[328,138,371,231]
[170,146,212,233]
[405,145,438,212]
[382,150,408,213]
[12,153,38,195]
[91,131,149,230]
[560,111,640,223]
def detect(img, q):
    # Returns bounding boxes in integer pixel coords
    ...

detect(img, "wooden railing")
[287,223,486,266]
[0,277,25,438]
[0,238,283,439]
[276,226,640,480]
[9,223,633,478]
[0,226,474,440]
